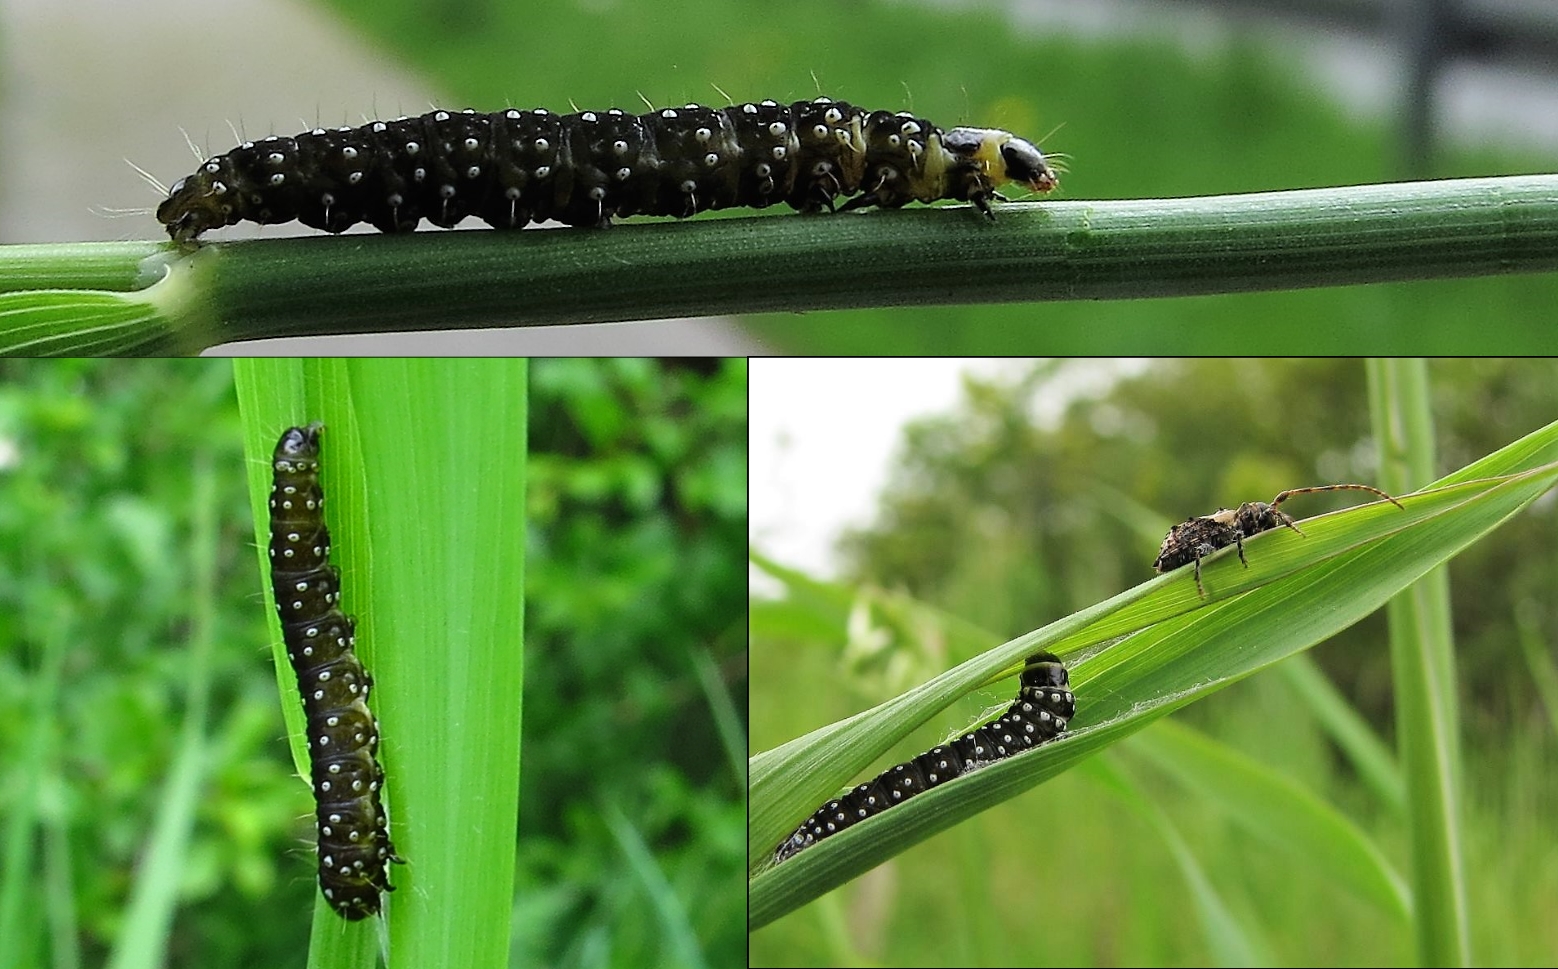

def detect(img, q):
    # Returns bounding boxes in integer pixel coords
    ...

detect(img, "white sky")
[749,359,1013,580]
[749,358,1153,585]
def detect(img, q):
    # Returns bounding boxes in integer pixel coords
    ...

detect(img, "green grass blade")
[0,610,71,969]
[1277,654,1406,817]
[690,645,748,788]
[1082,756,1271,967]
[601,802,709,969]
[235,360,527,968]
[0,291,174,356]
[1125,718,1411,921]
[107,456,220,969]
[1516,608,1558,740]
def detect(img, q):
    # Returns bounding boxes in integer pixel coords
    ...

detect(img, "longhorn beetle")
[1153,484,1404,597]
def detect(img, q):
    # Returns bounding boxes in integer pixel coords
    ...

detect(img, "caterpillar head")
[277,421,324,461]
[156,157,241,243]
[1020,651,1071,690]
[942,127,1059,194]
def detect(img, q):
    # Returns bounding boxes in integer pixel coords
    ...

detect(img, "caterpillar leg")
[799,195,838,215]
[837,192,883,213]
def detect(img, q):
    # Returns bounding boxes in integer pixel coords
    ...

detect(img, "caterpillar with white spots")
[269,422,400,920]
[157,97,1059,242]
[773,652,1074,863]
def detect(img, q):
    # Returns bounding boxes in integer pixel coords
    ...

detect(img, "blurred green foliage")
[523,358,747,969]
[0,359,746,968]
[0,360,311,967]
[315,0,1558,352]
[751,359,1558,966]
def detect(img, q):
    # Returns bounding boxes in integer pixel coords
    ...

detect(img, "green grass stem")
[1367,359,1471,966]
[4,175,1558,354]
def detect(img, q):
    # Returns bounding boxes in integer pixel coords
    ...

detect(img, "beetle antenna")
[1269,483,1401,512]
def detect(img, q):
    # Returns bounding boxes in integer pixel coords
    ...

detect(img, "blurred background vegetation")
[0,358,747,968]
[291,0,1558,350]
[751,358,1558,966]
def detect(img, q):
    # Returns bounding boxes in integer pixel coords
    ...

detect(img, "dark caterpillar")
[269,422,400,920]
[773,652,1074,863]
[158,97,1059,242]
